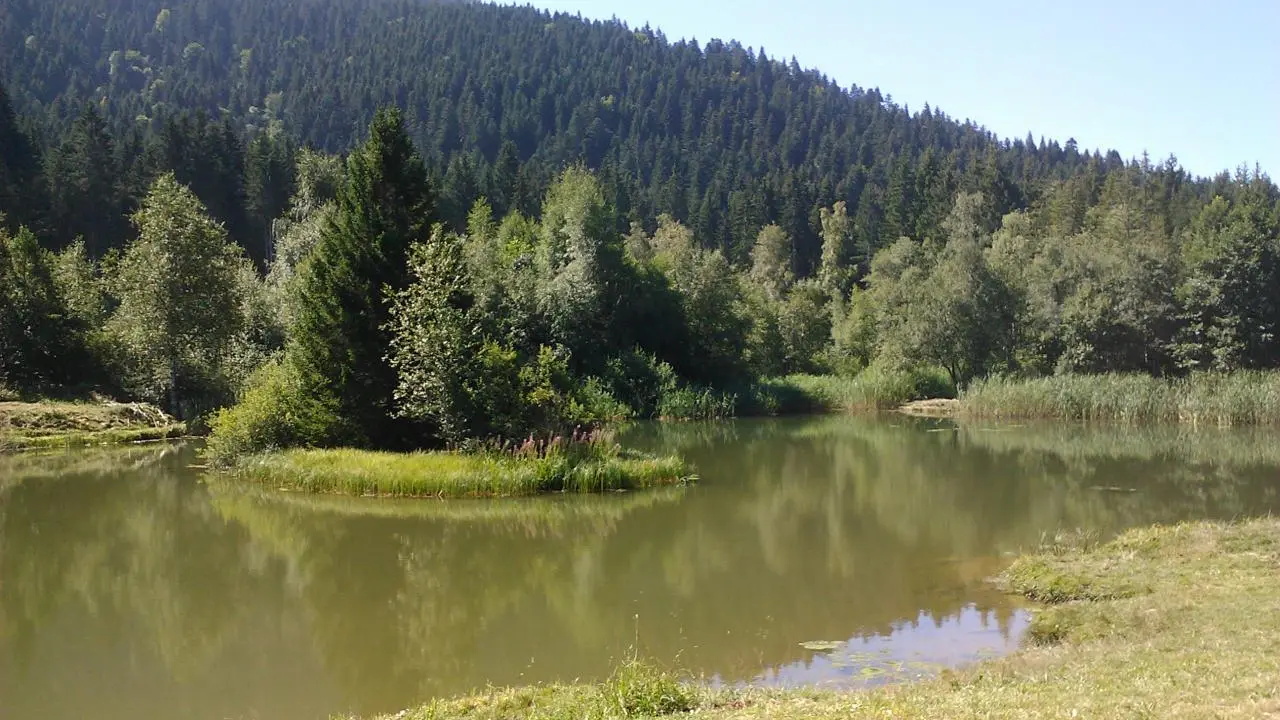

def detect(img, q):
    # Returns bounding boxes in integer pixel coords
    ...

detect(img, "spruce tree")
[0,84,43,233]
[45,105,125,255]
[290,108,435,448]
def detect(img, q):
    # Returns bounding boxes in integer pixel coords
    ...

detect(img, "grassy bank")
[962,371,1280,425]
[220,437,692,499]
[362,518,1280,719]
[0,400,185,451]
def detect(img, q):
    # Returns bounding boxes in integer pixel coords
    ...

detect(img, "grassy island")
[0,400,186,452]
[358,518,1280,719]
[221,435,692,499]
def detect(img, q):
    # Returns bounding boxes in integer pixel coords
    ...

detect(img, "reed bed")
[744,367,955,416]
[962,372,1280,426]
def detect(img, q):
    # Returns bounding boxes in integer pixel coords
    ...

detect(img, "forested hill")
[2,0,1181,265]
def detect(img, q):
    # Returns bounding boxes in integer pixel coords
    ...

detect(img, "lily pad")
[799,640,844,651]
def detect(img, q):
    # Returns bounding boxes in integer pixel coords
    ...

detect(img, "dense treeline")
[3,0,1280,450]
[2,0,1237,269]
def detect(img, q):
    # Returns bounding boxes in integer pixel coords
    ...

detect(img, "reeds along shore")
[960,372,1280,425]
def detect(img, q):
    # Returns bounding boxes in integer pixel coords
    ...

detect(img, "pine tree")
[290,108,436,447]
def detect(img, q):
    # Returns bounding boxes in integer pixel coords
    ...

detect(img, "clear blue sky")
[519,0,1278,178]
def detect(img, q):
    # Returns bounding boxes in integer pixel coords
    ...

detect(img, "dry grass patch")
[0,399,184,451]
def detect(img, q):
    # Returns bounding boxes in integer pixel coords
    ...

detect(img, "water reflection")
[1,417,1278,719]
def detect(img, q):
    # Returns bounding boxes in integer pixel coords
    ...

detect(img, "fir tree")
[289,108,436,448]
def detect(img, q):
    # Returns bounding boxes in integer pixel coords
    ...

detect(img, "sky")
[519,0,1279,178]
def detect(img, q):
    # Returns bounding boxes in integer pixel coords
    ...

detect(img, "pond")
[2,416,1279,719]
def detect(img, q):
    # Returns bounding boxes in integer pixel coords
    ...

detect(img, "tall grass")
[962,372,1280,425]
[224,430,692,498]
[741,366,955,416]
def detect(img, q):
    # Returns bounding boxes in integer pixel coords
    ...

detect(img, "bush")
[206,356,347,464]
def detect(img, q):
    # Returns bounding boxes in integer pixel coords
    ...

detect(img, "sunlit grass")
[222,444,692,499]
[963,371,1280,425]
[362,518,1280,719]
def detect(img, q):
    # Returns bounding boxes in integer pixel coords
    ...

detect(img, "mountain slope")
[2,0,1171,263]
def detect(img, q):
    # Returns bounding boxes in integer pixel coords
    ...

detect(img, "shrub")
[206,356,347,464]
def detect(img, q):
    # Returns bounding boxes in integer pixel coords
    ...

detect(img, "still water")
[2,416,1280,719]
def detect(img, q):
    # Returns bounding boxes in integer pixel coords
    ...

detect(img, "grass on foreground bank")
[0,399,185,451]
[222,434,692,499]
[963,371,1280,425]
[361,518,1280,720]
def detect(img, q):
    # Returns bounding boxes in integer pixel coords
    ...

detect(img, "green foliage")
[867,194,1018,386]
[818,200,861,300]
[44,105,128,255]
[1174,180,1280,371]
[535,166,630,371]
[49,241,106,329]
[645,216,750,382]
[105,174,246,418]
[390,227,631,445]
[3,3,1279,440]
[777,279,833,374]
[749,224,794,301]
[388,230,486,444]
[0,224,90,392]
[827,288,878,374]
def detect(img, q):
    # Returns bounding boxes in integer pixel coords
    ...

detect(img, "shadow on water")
[2,418,1279,719]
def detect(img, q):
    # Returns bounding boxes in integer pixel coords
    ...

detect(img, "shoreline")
[359,518,1280,719]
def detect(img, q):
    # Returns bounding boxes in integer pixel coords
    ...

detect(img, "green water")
[2,416,1279,719]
